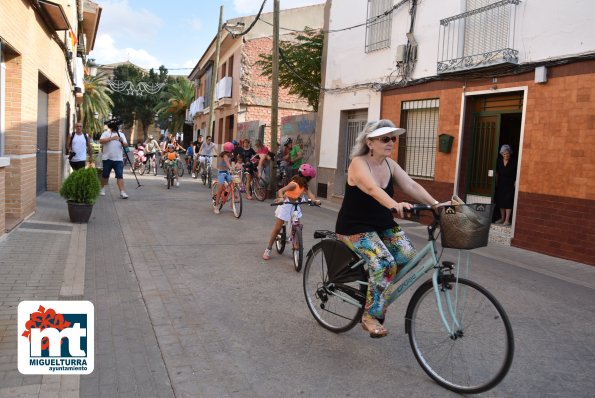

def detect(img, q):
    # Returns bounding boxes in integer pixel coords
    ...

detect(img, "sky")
[89,0,326,76]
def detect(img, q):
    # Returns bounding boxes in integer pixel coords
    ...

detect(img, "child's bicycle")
[271,199,320,272]
[302,204,514,394]
[211,175,242,218]
[164,161,176,189]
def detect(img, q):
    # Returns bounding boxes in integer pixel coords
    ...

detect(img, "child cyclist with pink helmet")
[263,163,320,260]
[213,141,235,214]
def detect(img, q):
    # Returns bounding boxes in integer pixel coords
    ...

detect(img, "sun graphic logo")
[18,301,94,374]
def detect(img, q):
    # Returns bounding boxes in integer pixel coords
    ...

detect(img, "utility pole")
[269,0,280,195]
[208,5,224,142]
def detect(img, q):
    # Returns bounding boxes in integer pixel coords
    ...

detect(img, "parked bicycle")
[211,177,242,218]
[272,199,320,272]
[303,204,514,394]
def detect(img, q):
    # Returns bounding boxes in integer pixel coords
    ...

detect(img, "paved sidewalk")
[0,182,594,397]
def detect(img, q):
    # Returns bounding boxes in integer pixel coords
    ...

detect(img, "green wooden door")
[468,115,499,197]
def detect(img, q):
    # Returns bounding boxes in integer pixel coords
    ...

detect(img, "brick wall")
[381,59,595,265]
[0,167,5,233]
[1,0,74,227]
[241,38,312,110]
[513,192,595,265]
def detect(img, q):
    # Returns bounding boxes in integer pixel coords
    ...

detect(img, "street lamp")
[88,59,98,77]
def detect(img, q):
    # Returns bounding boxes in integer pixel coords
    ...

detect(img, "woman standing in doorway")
[494,145,517,226]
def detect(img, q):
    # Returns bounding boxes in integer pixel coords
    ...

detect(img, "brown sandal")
[361,314,388,338]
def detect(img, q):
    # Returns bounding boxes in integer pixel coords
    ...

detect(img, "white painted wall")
[319,0,595,170]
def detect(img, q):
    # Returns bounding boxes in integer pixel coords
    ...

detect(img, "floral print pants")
[338,225,416,319]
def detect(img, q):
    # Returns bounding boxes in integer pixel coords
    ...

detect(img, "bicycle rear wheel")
[303,241,367,333]
[292,227,303,272]
[406,277,514,394]
[231,185,242,218]
[177,159,184,177]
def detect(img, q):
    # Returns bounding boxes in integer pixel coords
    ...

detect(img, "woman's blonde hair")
[349,119,396,159]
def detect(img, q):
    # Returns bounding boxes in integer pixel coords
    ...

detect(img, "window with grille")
[398,99,439,179]
[365,0,393,53]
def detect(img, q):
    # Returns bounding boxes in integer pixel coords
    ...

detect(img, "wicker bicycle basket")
[232,172,242,184]
[438,203,494,249]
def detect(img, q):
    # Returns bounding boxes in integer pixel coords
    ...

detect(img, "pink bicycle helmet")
[298,163,316,178]
[223,141,234,152]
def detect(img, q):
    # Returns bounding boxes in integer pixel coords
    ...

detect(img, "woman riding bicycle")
[262,163,320,260]
[336,120,440,338]
[213,142,234,214]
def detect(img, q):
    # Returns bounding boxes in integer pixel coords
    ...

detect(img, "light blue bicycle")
[303,204,514,394]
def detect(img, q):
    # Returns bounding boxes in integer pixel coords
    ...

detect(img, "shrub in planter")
[59,168,101,222]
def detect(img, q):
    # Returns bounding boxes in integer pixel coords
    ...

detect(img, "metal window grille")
[437,0,519,73]
[365,0,393,53]
[345,110,368,172]
[398,99,439,179]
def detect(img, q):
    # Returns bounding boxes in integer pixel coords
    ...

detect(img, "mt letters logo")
[18,301,94,374]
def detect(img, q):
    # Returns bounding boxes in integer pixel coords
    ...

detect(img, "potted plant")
[59,167,101,223]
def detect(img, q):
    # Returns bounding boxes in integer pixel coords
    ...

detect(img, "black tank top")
[335,160,397,235]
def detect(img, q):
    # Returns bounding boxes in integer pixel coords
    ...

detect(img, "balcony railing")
[437,0,520,74]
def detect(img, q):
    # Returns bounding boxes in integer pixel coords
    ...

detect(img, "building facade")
[188,4,324,148]
[0,0,101,236]
[316,0,595,265]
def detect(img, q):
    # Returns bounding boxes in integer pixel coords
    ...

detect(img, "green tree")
[153,77,195,134]
[109,64,172,135]
[82,72,113,138]
[256,27,323,111]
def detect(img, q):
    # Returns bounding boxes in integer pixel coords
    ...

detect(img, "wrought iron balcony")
[437,0,520,74]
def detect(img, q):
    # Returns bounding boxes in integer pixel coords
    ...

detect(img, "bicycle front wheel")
[303,242,366,333]
[231,185,242,218]
[292,227,303,272]
[275,225,286,254]
[138,162,146,175]
[406,277,514,394]
[211,182,222,210]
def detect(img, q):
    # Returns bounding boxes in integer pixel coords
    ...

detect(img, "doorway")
[463,92,522,209]
[335,109,367,196]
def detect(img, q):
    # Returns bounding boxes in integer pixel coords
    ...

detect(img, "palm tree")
[153,77,194,134]
[82,72,113,138]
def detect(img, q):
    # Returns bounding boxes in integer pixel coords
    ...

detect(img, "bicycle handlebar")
[270,199,321,207]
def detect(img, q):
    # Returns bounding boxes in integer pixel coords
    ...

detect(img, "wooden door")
[468,115,498,197]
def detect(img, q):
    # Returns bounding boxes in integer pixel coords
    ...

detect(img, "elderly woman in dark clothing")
[494,145,517,226]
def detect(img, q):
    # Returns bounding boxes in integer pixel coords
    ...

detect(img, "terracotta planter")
[67,201,94,223]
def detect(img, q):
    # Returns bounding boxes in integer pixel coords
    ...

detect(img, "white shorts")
[275,201,302,222]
